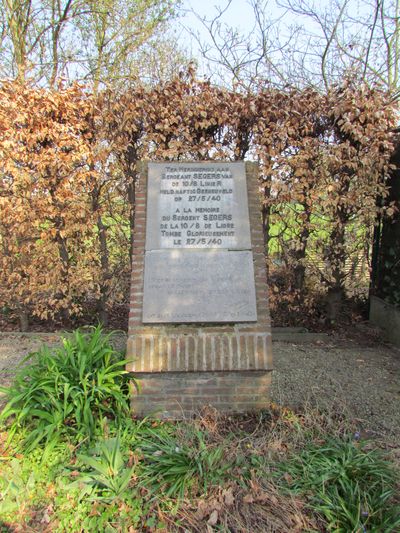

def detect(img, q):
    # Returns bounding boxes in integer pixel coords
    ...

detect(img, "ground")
[1,326,399,448]
[270,329,400,446]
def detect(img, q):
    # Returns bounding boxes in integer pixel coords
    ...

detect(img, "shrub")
[0,326,131,450]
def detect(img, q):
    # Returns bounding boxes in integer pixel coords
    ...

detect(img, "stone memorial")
[127,161,272,416]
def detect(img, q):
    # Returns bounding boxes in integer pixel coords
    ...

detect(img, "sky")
[176,0,369,51]
[175,0,334,75]
[181,0,263,33]
[177,0,329,41]
[175,0,290,79]
[178,0,280,50]
[171,0,381,89]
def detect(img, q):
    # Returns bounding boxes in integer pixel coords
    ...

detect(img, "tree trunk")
[373,142,400,305]
[326,286,345,323]
[125,144,138,264]
[90,177,111,328]
[127,178,136,264]
[324,171,351,323]
[49,184,71,322]
[325,221,347,323]
[262,178,271,250]
[54,228,70,322]
[261,168,271,277]
[292,206,311,294]
[97,214,110,327]
[18,309,29,332]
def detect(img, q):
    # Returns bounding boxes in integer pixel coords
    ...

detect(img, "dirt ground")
[0,327,399,445]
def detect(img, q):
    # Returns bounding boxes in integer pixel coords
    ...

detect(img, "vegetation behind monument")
[0,73,397,328]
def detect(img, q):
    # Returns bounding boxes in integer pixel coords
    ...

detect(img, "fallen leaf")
[40,505,53,524]
[207,510,218,526]
[283,472,293,484]
[222,488,234,506]
[269,493,279,506]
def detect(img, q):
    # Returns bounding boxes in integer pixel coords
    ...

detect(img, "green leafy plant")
[0,326,131,450]
[275,437,400,532]
[56,499,144,532]
[0,458,36,516]
[74,435,134,501]
[138,428,229,499]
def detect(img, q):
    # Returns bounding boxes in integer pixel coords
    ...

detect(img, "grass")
[138,426,229,499]
[275,437,400,532]
[0,331,399,532]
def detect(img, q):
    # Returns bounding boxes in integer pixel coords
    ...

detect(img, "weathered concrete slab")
[142,250,257,323]
[145,162,251,250]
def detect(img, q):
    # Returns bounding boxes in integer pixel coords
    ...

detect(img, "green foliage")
[1,404,400,532]
[74,435,134,501]
[0,430,145,531]
[0,326,131,451]
[275,437,400,532]
[0,458,36,515]
[0,440,73,525]
[54,495,144,532]
[138,427,229,499]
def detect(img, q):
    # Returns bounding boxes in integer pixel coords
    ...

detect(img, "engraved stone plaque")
[142,250,257,323]
[146,162,251,250]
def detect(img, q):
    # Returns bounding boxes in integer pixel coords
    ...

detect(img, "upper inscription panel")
[145,162,251,250]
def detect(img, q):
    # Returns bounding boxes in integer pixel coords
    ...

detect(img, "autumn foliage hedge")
[0,74,397,329]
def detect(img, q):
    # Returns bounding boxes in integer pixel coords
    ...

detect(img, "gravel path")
[271,337,400,443]
[1,330,399,444]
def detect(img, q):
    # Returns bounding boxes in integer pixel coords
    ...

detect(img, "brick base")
[130,370,272,418]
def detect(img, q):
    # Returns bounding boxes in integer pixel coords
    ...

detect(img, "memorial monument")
[127,161,272,417]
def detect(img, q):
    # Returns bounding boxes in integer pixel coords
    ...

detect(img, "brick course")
[131,371,272,418]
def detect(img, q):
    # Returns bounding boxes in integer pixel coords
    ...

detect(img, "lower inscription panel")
[142,250,257,323]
